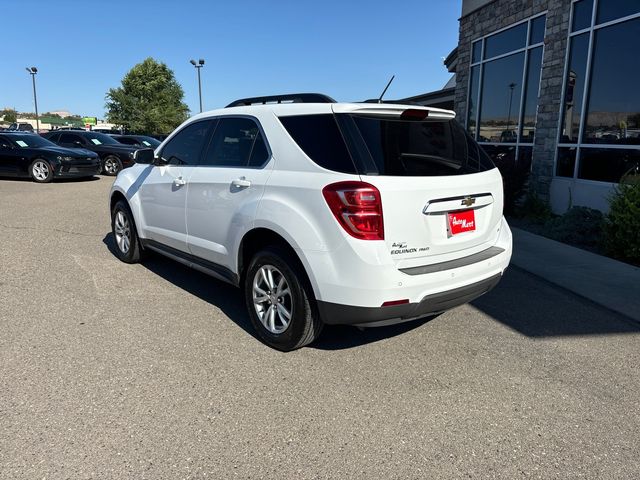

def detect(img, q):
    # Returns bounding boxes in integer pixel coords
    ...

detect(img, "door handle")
[173,176,186,187]
[231,178,251,188]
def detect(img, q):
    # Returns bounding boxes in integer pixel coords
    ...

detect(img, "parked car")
[111,134,161,149]
[8,122,34,132]
[0,132,100,183]
[109,93,512,351]
[43,130,137,175]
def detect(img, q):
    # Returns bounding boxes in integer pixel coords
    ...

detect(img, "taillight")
[322,181,384,240]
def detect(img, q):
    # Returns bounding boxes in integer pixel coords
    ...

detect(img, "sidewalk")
[510,227,640,322]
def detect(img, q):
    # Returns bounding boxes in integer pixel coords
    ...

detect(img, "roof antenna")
[377,75,395,103]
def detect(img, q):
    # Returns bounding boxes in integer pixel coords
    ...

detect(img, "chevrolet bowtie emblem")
[461,196,476,207]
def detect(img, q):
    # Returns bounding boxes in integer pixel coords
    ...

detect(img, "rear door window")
[201,117,269,168]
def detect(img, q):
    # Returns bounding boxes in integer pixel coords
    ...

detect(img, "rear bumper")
[301,217,512,325]
[318,272,502,326]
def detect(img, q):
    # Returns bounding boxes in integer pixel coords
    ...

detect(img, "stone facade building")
[454,0,640,212]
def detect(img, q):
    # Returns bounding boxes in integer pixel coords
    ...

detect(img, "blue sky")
[0,0,461,118]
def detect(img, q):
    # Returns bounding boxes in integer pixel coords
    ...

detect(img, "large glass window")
[559,33,589,142]
[583,17,640,145]
[478,53,524,142]
[556,1,640,183]
[467,13,546,166]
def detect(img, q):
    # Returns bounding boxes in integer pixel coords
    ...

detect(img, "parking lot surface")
[1,176,639,479]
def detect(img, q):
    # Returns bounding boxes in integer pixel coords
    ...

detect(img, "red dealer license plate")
[447,209,476,235]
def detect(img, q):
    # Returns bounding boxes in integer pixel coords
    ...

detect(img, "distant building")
[453,0,640,213]
[48,110,72,118]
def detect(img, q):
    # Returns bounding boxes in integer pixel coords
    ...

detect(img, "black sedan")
[42,130,138,176]
[111,134,161,149]
[0,132,100,183]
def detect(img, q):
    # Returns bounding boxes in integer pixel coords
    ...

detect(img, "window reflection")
[529,15,546,44]
[560,33,589,143]
[467,66,480,137]
[472,41,482,64]
[583,18,640,145]
[478,53,524,142]
[556,147,577,177]
[484,23,527,60]
[572,0,594,31]
[596,0,640,25]
[578,148,640,182]
[520,47,543,142]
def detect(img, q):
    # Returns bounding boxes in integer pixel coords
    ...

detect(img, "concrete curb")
[510,227,640,322]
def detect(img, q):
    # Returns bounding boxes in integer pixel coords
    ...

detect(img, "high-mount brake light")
[400,109,430,120]
[322,181,384,241]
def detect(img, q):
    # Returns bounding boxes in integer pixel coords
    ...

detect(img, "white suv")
[109,93,512,351]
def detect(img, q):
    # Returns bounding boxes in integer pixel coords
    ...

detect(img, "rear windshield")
[279,113,495,176]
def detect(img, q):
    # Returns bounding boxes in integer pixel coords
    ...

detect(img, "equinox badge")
[461,196,476,207]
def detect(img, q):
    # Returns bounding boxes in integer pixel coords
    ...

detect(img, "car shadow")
[102,232,437,349]
[103,234,640,350]
[103,232,257,340]
[0,175,101,183]
[472,267,640,337]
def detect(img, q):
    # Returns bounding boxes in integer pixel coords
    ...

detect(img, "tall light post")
[189,59,205,113]
[505,82,517,139]
[25,67,40,133]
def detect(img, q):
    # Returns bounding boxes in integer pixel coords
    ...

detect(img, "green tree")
[1,109,18,123]
[105,57,189,134]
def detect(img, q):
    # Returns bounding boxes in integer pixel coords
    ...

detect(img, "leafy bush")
[516,193,553,223]
[604,182,640,265]
[543,207,605,250]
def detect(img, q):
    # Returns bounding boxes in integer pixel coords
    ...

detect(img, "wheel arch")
[237,227,319,299]
[110,189,144,240]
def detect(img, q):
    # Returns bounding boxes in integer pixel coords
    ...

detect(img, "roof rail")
[226,93,336,108]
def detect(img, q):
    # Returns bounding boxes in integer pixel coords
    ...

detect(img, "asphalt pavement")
[1,176,639,479]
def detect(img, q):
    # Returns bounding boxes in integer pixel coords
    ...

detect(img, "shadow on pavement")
[0,175,101,183]
[103,233,257,340]
[103,232,438,350]
[472,267,640,337]
[104,233,640,348]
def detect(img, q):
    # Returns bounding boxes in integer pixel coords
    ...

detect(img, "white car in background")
[109,93,512,351]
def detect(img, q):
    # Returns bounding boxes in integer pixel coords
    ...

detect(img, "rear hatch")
[332,104,504,267]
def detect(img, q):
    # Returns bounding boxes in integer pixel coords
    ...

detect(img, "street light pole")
[506,82,516,137]
[26,67,40,132]
[190,59,205,113]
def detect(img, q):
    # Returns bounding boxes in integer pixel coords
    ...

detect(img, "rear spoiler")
[332,103,456,120]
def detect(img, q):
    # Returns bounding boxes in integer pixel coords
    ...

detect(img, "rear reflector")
[400,109,429,120]
[381,299,410,307]
[322,181,384,240]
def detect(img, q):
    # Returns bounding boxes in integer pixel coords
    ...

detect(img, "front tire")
[111,200,143,263]
[244,246,323,351]
[30,159,53,183]
[103,156,123,176]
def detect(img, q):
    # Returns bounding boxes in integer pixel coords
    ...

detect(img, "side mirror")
[132,148,155,164]
[73,141,83,147]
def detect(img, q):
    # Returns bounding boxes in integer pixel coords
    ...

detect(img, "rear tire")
[111,200,144,263]
[30,159,53,183]
[244,246,323,351]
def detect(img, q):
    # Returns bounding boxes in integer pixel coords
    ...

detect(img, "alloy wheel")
[252,265,293,334]
[32,161,50,181]
[113,210,131,254]
[104,158,119,175]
